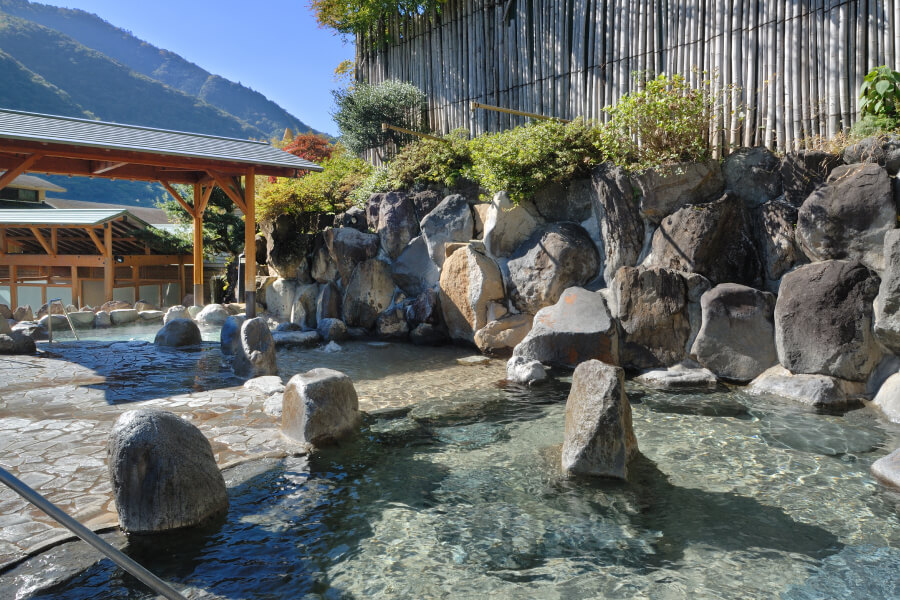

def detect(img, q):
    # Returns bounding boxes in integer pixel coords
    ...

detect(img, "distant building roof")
[0,109,323,173]
[0,208,147,227]
[43,198,169,224]
[0,173,66,192]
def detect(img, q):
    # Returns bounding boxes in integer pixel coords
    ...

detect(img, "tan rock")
[474,313,533,356]
[439,244,505,343]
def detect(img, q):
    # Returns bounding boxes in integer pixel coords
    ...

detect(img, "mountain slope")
[0,48,93,117]
[0,0,316,137]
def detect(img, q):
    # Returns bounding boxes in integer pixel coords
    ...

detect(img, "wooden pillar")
[133,266,140,303]
[244,168,256,318]
[71,266,79,309]
[178,256,185,304]
[9,265,17,308]
[192,183,204,307]
[103,223,114,302]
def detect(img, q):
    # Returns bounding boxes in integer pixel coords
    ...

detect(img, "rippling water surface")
[20,333,900,599]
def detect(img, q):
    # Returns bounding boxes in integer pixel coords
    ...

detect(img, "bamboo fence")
[356,0,900,156]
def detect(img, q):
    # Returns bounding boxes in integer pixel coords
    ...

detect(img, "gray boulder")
[139,310,164,321]
[290,283,319,330]
[690,283,777,382]
[94,310,111,328]
[109,309,139,325]
[843,134,900,175]
[333,206,367,232]
[311,244,338,283]
[375,306,409,340]
[364,192,386,230]
[747,366,866,408]
[722,146,783,207]
[474,313,533,356]
[561,360,638,480]
[260,214,313,281]
[610,266,693,370]
[13,306,33,321]
[220,315,246,355]
[376,191,420,259]
[507,222,601,314]
[871,448,900,489]
[272,330,320,348]
[874,230,900,353]
[0,332,36,355]
[635,360,717,390]
[483,192,544,259]
[633,159,725,223]
[873,372,900,423]
[775,260,882,381]
[406,287,442,327]
[505,355,548,385]
[342,259,395,330]
[512,287,619,368]
[439,244,505,343]
[532,178,594,223]
[195,304,230,325]
[233,317,278,378]
[282,368,361,446]
[99,300,133,313]
[39,314,70,331]
[590,163,645,285]
[155,318,202,348]
[107,408,227,533]
[316,281,342,322]
[644,193,763,288]
[265,279,297,321]
[0,315,10,335]
[68,311,96,328]
[317,317,348,342]
[780,150,843,207]
[752,200,806,291]
[796,163,896,271]
[0,304,10,319]
[163,305,191,325]
[324,226,380,283]
[391,236,440,296]
[420,194,474,267]
[410,189,443,222]
[410,323,447,346]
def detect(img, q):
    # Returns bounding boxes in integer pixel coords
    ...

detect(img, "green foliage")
[332,80,428,156]
[387,129,472,188]
[849,114,900,138]
[467,118,605,203]
[349,165,395,207]
[600,73,719,169]
[859,66,900,119]
[311,0,445,39]
[159,187,245,259]
[257,145,373,221]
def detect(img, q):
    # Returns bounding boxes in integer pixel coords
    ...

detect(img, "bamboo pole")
[471,101,571,122]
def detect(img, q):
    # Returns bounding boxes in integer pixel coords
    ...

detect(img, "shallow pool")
[15,340,900,600]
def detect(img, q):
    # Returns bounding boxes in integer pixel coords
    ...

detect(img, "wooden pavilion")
[0,109,321,317]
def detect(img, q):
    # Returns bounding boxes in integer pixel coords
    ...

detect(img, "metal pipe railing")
[0,466,187,600]
[46,298,79,343]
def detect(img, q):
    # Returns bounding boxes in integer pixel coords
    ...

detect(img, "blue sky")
[40,0,355,136]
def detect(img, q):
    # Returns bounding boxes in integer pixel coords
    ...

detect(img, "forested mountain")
[0,0,316,206]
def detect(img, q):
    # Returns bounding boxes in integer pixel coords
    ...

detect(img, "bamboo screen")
[356,0,900,154]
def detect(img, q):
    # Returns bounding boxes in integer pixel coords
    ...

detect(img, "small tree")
[332,80,428,159]
[283,132,335,165]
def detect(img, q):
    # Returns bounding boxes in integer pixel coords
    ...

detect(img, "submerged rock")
[107,408,228,533]
[635,361,718,390]
[873,372,900,424]
[871,448,900,489]
[233,317,277,378]
[282,368,360,446]
[505,355,548,385]
[561,360,638,480]
[474,313,533,357]
[747,366,866,408]
[154,319,202,348]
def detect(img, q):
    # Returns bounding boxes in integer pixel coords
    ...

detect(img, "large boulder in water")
[747,366,866,409]
[507,222,601,314]
[282,368,361,446]
[609,266,694,370]
[512,287,619,368]
[643,193,763,288]
[439,244,505,343]
[195,304,230,325]
[474,313,533,356]
[163,305,191,325]
[154,319,202,348]
[376,191,420,260]
[871,448,900,489]
[561,360,638,480]
[342,259,395,330]
[690,283,777,382]
[722,146,783,207]
[633,159,724,223]
[233,317,278,378]
[775,260,882,382]
[107,408,228,533]
[420,194,474,267]
[220,315,246,355]
[590,163,645,285]
[796,163,896,271]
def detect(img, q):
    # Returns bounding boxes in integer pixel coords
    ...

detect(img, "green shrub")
[849,114,900,138]
[387,128,472,189]
[467,118,605,203]
[859,66,900,120]
[332,80,428,156]
[349,165,395,207]
[257,144,372,221]
[601,73,719,169]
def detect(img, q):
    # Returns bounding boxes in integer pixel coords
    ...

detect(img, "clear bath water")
[13,333,900,599]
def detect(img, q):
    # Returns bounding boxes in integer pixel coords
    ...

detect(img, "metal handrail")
[46,298,79,343]
[0,466,187,600]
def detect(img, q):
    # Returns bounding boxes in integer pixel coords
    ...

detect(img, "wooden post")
[9,265,17,309]
[244,168,256,318]
[71,266,79,309]
[178,256,185,305]
[103,223,114,302]
[192,183,204,307]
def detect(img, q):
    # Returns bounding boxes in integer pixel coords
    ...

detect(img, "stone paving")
[0,339,507,571]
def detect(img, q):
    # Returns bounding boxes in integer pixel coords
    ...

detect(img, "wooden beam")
[104,224,114,302]
[208,171,247,213]
[29,227,55,257]
[50,227,57,255]
[91,161,128,175]
[159,180,195,217]
[192,183,204,306]
[197,184,215,215]
[0,254,106,267]
[0,228,6,256]
[0,153,43,191]
[84,227,106,254]
[244,167,256,317]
